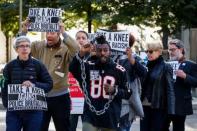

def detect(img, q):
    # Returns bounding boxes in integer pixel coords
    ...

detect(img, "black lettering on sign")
[29,8,40,16]
[114,34,129,42]
[112,42,127,49]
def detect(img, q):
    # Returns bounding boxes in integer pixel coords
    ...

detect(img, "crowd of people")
[1,16,197,131]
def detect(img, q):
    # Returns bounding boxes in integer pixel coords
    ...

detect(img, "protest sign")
[7,84,47,111]
[88,33,95,42]
[96,29,129,55]
[28,8,62,32]
[166,61,180,80]
[68,73,84,114]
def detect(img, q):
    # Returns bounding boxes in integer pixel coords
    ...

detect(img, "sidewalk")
[130,97,197,131]
[0,97,197,131]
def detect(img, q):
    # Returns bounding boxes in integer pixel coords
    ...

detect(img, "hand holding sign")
[21,17,31,33]
[59,20,65,34]
[126,47,135,65]
[22,80,34,87]
[175,69,186,79]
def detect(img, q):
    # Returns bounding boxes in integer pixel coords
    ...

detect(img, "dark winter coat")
[141,56,175,114]
[174,60,197,115]
[2,56,53,108]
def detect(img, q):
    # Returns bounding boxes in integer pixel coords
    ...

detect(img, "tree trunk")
[87,4,92,33]
[6,35,9,63]
[88,19,92,33]
[162,27,169,49]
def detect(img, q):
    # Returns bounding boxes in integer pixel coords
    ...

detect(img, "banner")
[28,8,62,32]
[8,84,47,111]
[68,73,84,114]
[96,29,129,55]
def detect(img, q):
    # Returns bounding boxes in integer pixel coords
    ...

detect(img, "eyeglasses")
[17,45,30,49]
[168,48,178,52]
[96,48,109,53]
[145,50,155,54]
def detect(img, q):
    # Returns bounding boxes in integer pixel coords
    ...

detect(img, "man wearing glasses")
[165,39,197,131]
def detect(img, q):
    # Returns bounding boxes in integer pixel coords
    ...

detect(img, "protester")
[69,35,132,131]
[117,33,147,131]
[165,39,197,131]
[69,30,89,131]
[140,41,175,131]
[1,36,53,131]
[20,18,79,131]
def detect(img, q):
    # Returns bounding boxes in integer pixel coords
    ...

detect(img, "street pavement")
[0,97,197,131]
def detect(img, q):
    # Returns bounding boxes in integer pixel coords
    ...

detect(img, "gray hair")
[14,36,31,49]
[168,39,184,48]
[168,39,185,55]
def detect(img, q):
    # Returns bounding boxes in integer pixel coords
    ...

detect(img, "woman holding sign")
[2,36,53,131]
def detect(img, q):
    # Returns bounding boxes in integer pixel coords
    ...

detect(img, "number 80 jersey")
[69,56,132,129]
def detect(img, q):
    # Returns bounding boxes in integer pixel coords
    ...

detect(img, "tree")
[106,0,197,48]
[61,0,107,33]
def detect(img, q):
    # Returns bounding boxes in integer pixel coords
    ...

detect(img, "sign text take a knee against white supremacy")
[7,84,47,111]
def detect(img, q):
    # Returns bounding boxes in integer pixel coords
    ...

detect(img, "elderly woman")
[140,41,175,131]
[2,36,52,131]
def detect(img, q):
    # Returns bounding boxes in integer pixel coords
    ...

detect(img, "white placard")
[96,29,129,55]
[28,8,62,32]
[8,84,47,111]
[166,61,180,80]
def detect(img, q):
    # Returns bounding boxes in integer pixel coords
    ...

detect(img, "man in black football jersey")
[69,35,131,131]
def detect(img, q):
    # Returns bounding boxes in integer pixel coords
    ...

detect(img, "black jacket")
[2,56,53,108]
[174,60,197,115]
[141,56,175,114]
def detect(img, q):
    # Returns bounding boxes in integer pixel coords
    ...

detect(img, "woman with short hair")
[140,41,175,131]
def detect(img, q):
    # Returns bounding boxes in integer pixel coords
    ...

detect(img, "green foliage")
[0,0,197,36]
[107,0,197,35]
[0,0,20,36]
[60,0,107,32]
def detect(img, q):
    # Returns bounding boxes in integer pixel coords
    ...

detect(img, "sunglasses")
[145,50,154,54]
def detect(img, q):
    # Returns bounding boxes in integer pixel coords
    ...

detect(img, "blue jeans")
[6,110,43,131]
[41,93,71,131]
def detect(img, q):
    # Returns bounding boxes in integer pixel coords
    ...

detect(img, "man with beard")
[69,35,132,131]
[165,39,197,131]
